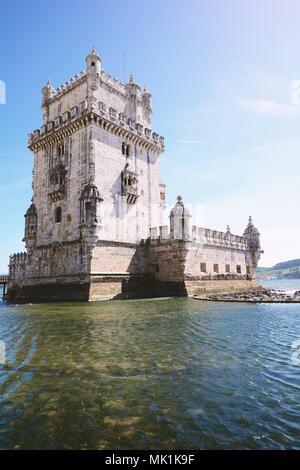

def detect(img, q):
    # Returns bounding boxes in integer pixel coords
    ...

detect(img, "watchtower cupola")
[80,182,103,226]
[41,79,56,105]
[243,216,261,251]
[142,85,152,111]
[125,74,141,99]
[170,196,192,240]
[86,46,101,75]
[23,201,37,250]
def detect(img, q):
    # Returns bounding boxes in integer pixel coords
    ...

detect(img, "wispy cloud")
[237,97,300,117]
[174,139,208,144]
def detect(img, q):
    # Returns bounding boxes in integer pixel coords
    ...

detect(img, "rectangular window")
[213,264,219,273]
[246,266,250,274]
[236,265,241,274]
[160,192,165,200]
[225,264,230,273]
[200,262,206,273]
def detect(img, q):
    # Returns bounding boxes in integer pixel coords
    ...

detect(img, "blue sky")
[1,0,300,271]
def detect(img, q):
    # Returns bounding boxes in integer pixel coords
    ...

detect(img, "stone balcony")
[48,183,65,202]
[122,184,139,204]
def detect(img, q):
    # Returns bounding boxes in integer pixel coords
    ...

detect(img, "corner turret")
[243,216,263,276]
[86,46,101,75]
[41,79,56,105]
[142,85,152,111]
[170,196,192,240]
[23,201,37,251]
[243,216,261,251]
[125,74,141,99]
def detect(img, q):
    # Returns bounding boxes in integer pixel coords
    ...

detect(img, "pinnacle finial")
[129,74,134,83]
[248,216,253,224]
[177,195,182,203]
[45,79,52,88]
[226,225,231,233]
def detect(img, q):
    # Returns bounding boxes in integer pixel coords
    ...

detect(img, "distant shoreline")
[257,276,300,281]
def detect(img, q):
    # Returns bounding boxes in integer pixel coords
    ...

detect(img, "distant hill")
[256,259,300,280]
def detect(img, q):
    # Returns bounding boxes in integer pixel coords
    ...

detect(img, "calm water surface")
[0,294,299,449]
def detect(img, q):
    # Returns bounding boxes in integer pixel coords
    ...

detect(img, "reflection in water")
[0,298,299,449]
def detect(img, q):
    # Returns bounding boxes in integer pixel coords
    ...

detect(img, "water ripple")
[0,297,299,449]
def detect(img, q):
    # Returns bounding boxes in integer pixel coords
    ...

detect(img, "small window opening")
[225,264,230,273]
[236,265,241,274]
[213,264,219,273]
[55,206,62,223]
[200,262,207,273]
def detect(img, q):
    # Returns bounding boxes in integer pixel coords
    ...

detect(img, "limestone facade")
[7,48,263,302]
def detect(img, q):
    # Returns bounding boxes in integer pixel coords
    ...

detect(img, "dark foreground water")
[0,297,299,450]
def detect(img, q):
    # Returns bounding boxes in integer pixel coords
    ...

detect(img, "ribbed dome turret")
[169,196,192,240]
[25,203,37,217]
[81,183,101,200]
[243,216,259,236]
[170,196,191,217]
[142,85,152,110]
[243,216,261,251]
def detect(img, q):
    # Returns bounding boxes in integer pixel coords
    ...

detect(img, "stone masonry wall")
[185,244,249,278]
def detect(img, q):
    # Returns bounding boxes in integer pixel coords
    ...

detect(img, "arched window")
[126,144,130,157]
[55,206,62,223]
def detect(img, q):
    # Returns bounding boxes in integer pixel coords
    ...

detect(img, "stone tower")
[7,47,166,301]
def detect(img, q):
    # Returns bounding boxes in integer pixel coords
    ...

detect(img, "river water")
[0,285,299,449]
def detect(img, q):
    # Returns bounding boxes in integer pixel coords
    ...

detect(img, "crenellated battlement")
[9,252,27,264]
[8,252,27,282]
[149,225,248,250]
[28,103,164,151]
[44,69,132,105]
[41,48,152,113]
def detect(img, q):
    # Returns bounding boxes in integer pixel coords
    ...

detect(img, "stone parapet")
[28,109,164,153]
[149,225,247,251]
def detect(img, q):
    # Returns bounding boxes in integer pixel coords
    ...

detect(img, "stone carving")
[121,162,139,204]
[109,107,117,120]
